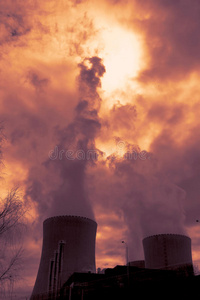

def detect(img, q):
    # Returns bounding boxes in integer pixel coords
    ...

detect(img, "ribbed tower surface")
[143,233,193,271]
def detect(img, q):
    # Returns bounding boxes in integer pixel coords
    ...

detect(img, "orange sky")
[1,0,200,298]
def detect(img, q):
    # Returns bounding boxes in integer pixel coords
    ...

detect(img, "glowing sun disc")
[100,25,141,94]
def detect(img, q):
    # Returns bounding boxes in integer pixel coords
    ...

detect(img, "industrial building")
[30,216,200,299]
[59,265,200,299]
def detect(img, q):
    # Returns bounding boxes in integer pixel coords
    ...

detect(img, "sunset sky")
[1,0,200,298]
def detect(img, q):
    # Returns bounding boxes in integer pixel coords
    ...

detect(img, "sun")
[85,10,143,111]
[88,16,143,158]
[100,25,142,95]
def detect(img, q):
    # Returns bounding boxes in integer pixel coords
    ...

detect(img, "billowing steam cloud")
[25,57,105,220]
[87,142,187,260]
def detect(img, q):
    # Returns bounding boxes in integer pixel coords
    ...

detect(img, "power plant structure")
[30,215,97,300]
[142,234,194,275]
[30,215,198,300]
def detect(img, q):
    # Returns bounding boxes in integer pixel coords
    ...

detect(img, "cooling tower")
[143,234,193,275]
[31,215,97,300]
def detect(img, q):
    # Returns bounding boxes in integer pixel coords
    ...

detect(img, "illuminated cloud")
[1,0,200,298]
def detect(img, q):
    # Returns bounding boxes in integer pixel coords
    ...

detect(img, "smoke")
[25,56,105,221]
[87,141,186,260]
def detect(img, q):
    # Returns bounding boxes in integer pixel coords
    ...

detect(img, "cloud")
[150,122,200,226]
[87,147,186,261]
[2,0,200,297]
[24,57,105,221]
[131,0,200,82]
[103,0,200,82]
[0,7,31,46]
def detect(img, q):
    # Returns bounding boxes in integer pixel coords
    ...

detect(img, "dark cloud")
[27,71,50,90]
[131,0,200,82]
[147,102,186,126]
[0,11,31,45]
[150,123,200,227]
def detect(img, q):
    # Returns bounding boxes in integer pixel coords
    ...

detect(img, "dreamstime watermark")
[49,146,99,161]
[48,144,151,161]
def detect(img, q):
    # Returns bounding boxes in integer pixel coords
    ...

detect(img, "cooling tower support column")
[31,215,97,300]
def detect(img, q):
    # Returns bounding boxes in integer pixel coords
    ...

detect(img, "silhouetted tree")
[0,188,26,297]
[0,126,27,297]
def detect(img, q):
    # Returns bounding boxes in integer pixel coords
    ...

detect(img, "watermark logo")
[48,143,151,161]
[49,146,99,161]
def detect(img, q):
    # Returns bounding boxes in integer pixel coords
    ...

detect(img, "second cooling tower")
[31,215,97,300]
[143,234,193,275]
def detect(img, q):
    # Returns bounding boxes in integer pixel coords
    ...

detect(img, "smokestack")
[31,215,97,299]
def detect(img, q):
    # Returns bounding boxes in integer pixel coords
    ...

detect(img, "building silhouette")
[30,215,200,300]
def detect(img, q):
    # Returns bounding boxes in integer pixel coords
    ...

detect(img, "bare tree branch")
[0,188,27,290]
[0,123,27,295]
[0,188,26,236]
[0,247,23,282]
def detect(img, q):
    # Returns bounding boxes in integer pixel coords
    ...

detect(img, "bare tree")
[0,188,27,297]
[0,124,27,298]
[0,188,26,236]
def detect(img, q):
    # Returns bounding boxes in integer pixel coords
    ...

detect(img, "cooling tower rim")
[142,233,191,242]
[43,215,97,226]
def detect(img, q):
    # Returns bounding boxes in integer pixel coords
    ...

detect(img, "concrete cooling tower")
[31,215,97,300]
[143,234,193,275]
